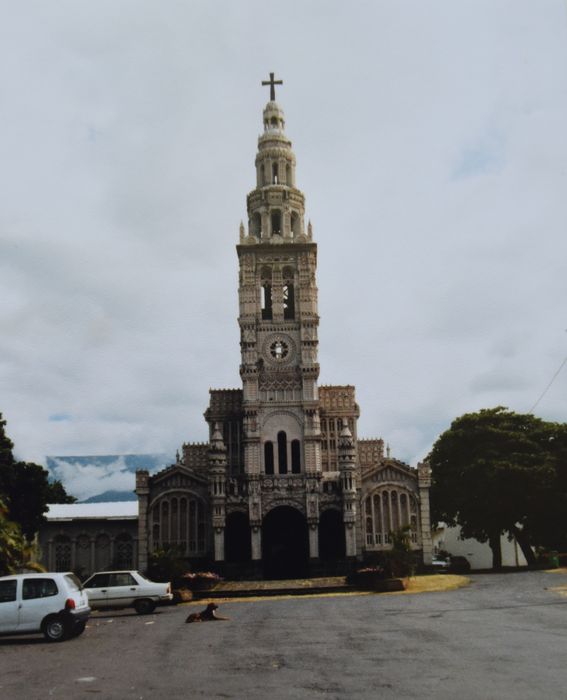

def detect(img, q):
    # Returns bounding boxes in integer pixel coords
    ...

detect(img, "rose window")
[270,339,289,360]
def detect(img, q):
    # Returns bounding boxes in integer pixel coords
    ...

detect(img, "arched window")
[291,439,301,473]
[115,533,133,569]
[283,284,295,319]
[291,211,300,238]
[283,267,295,320]
[277,431,288,474]
[54,535,71,571]
[271,210,281,235]
[264,441,274,475]
[261,284,272,320]
[95,533,111,571]
[251,212,261,237]
[260,266,272,320]
[272,162,278,183]
[391,491,399,531]
[161,500,169,546]
[382,492,391,544]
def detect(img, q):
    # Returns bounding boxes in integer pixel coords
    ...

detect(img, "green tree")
[0,497,44,575]
[0,412,75,541]
[46,479,77,504]
[428,407,567,569]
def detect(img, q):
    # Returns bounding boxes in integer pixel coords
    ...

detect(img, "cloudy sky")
[2,1,567,497]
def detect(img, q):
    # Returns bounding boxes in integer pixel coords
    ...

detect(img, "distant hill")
[46,453,174,503]
[81,490,138,503]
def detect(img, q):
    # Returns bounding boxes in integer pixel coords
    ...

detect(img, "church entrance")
[318,509,346,561]
[225,512,252,564]
[262,506,309,580]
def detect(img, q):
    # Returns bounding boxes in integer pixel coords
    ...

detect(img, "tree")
[46,480,77,504]
[428,407,567,569]
[0,412,75,541]
[0,497,44,575]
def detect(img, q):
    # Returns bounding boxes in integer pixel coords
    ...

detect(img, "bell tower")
[237,75,322,555]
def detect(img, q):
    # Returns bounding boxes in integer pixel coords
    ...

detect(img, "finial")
[176,449,180,463]
[261,72,283,101]
[307,220,313,240]
[239,221,245,240]
[386,443,391,458]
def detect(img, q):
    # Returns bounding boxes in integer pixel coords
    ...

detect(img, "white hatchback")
[83,570,173,614]
[0,572,90,642]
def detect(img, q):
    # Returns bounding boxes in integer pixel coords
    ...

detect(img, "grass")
[182,573,470,605]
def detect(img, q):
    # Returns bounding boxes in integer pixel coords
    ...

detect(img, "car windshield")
[64,573,83,591]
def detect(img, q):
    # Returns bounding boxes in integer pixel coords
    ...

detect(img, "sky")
[2,1,567,499]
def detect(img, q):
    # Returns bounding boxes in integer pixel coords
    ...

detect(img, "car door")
[18,577,60,632]
[106,572,139,608]
[83,573,110,608]
[0,580,19,633]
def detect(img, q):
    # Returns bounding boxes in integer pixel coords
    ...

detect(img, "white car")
[83,570,173,614]
[0,572,90,642]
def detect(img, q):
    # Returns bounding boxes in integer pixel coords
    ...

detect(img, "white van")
[0,572,91,642]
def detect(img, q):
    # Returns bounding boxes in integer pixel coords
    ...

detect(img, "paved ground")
[1,570,567,699]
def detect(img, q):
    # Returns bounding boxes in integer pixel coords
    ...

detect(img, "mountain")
[46,453,175,503]
[81,490,138,503]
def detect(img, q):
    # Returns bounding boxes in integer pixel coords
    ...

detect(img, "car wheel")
[72,621,87,637]
[43,616,68,642]
[134,599,155,615]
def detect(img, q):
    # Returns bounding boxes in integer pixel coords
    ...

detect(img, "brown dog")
[185,602,229,623]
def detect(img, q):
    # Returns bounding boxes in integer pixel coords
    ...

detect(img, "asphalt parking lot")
[1,570,566,700]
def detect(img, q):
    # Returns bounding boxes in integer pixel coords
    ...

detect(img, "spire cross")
[261,72,283,101]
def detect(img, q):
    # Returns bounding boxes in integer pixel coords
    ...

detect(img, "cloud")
[1,1,567,476]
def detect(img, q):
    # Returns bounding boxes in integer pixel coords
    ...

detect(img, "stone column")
[248,475,262,561]
[135,470,150,573]
[338,421,358,558]
[208,423,228,562]
[250,526,262,561]
[418,461,433,565]
[308,523,319,559]
[213,528,225,562]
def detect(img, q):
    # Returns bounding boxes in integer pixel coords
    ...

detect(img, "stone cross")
[262,72,283,101]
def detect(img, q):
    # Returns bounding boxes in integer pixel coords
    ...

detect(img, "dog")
[185,602,229,623]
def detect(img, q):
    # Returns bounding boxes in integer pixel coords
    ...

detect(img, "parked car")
[447,556,471,574]
[0,572,90,642]
[82,570,173,614]
[431,557,450,572]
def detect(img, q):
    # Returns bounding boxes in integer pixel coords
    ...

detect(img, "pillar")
[418,461,433,565]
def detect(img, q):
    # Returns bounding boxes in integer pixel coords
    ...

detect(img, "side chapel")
[136,75,433,578]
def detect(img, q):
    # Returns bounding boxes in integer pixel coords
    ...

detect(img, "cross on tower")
[261,72,283,101]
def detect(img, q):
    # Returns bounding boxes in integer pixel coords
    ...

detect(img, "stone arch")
[262,505,309,579]
[54,534,72,572]
[74,532,91,577]
[114,532,134,569]
[95,532,111,571]
[318,508,346,561]
[225,511,251,564]
[149,492,206,556]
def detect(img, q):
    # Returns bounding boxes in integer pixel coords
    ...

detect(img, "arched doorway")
[262,506,309,580]
[225,511,252,563]
[319,509,346,561]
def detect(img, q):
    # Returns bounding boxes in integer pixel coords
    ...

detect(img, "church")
[134,75,433,579]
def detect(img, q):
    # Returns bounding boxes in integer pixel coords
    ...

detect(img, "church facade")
[135,78,433,578]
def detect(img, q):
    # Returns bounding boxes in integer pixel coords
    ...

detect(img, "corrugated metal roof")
[46,502,139,521]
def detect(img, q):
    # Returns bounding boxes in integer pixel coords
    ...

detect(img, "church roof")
[46,502,139,521]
